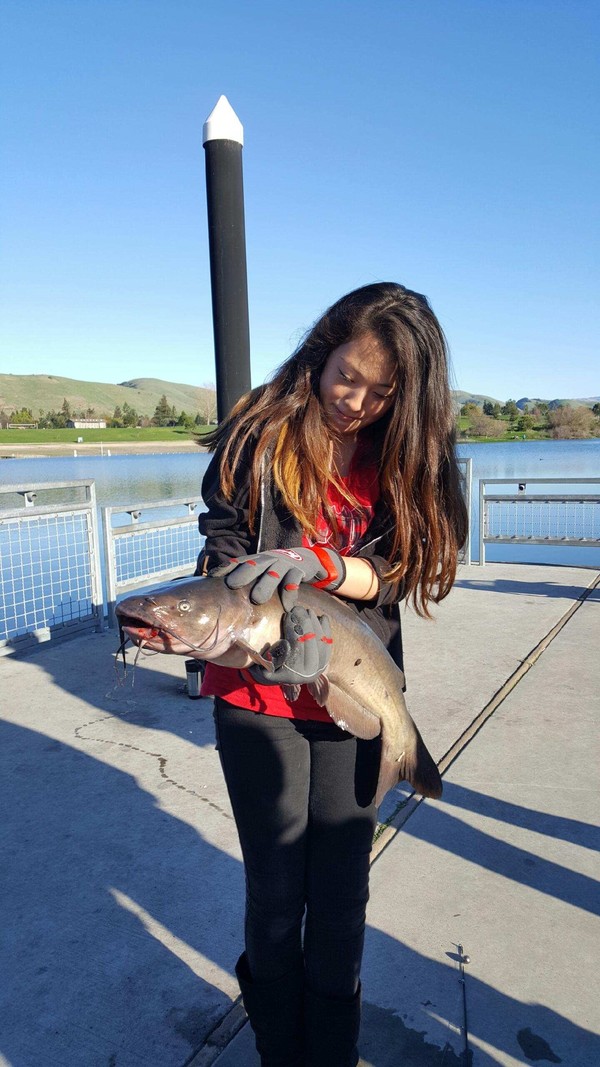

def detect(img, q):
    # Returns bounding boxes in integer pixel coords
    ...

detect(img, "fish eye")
[178,600,191,612]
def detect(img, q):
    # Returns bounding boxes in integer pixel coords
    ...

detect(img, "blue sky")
[1,0,598,402]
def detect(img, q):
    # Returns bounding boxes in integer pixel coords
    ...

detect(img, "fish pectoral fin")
[282,684,302,702]
[235,637,273,671]
[324,684,381,741]
[307,674,329,706]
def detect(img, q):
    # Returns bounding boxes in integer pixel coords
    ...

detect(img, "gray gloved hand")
[248,607,333,686]
[217,546,345,612]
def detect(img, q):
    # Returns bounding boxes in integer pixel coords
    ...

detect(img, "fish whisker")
[144,605,224,655]
[114,624,131,684]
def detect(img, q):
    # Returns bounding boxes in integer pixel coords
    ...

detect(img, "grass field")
[455,416,552,442]
[1,424,589,447]
[0,426,210,445]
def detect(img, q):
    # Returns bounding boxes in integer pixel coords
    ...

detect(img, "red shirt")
[201,446,380,720]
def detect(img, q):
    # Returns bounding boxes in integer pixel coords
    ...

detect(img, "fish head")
[115,576,252,658]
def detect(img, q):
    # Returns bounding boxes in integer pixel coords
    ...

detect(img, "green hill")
[0,374,506,417]
[0,374,216,420]
[516,395,600,411]
[451,390,503,411]
[1,373,596,422]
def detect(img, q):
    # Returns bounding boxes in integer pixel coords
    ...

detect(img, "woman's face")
[319,332,397,436]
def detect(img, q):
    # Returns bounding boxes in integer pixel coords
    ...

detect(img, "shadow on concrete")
[0,716,244,1067]
[453,577,594,600]
[3,708,598,1066]
[401,793,599,918]
[361,926,600,1067]
[442,781,600,852]
[4,634,598,1065]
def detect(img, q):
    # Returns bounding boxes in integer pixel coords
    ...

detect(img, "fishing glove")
[247,606,333,687]
[220,546,346,612]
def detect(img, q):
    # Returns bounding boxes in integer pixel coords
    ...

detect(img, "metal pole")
[203,95,251,422]
[457,944,470,1065]
[479,478,486,566]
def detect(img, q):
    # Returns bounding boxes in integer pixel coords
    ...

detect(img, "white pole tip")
[203,95,244,146]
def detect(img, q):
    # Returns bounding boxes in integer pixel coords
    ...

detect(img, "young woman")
[196,282,468,1066]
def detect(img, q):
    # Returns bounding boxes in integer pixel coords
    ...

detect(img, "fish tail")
[399,730,443,800]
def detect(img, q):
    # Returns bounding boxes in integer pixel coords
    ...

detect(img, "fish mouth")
[115,603,224,657]
[116,613,187,653]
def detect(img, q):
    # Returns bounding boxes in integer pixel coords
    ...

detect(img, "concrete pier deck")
[1,563,598,1066]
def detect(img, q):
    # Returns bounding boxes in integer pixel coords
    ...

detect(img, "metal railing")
[3,470,597,652]
[103,497,204,628]
[0,481,103,655]
[457,457,472,565]
[478,478,600,565]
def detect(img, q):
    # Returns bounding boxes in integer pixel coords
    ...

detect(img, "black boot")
[235,952,304,1067]
[304,983,361,1067]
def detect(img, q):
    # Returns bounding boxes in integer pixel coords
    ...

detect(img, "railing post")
[102,506,118,629]
[479,479,486,566]
[456,458,473,566]
[88,483,104,632]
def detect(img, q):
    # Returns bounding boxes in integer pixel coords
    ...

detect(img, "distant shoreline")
[0,440,208,459]
[1,436,598,460]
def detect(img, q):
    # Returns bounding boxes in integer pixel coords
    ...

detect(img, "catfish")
[116,576,442,806]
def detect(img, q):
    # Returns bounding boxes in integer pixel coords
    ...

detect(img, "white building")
[66,418,107,430]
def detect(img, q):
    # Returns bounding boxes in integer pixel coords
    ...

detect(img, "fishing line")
[114,629,161,686]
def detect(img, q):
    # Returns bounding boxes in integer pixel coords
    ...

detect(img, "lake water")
[1,439,599,567]
[455,439,600,566]
[0,450,211,509]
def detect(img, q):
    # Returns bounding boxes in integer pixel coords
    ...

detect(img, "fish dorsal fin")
[235,637,272,671]
[307,675,329,706]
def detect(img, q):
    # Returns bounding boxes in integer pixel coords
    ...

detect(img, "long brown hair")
[202,282,468,616]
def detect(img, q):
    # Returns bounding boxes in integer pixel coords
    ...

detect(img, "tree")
[516,414,535,433]
[482,401,502,420]
[548,405,595,439]
[502,400,519,421]
[122,402,138,427]
[177,409,195,429]
[470,413,501,437]
[199,383,218,424]
[61,397,72,419]
[11,407,35,423]
[152,394,174,426]
[52,406,68,429]
[460,402,480,418]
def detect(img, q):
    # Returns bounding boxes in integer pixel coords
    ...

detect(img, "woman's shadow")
[0,633,251,1067]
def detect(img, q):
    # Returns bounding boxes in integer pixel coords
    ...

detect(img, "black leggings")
[214,698,380,999]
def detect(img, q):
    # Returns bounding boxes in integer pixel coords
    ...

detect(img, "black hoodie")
[195,445,406,678]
